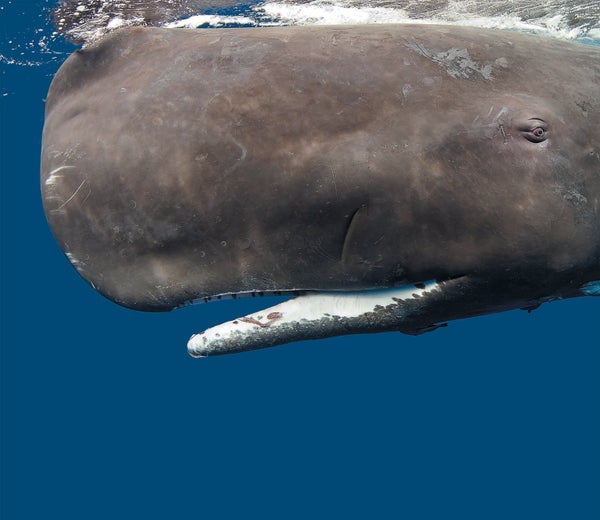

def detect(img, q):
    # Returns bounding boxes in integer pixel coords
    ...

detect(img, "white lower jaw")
[187,281,440,357]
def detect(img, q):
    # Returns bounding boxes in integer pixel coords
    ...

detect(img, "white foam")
[45,164,75,186]
[5,0,598,71]
[106,17,125,30]
[257,1,412,26]
[254,1,597,41]
[165,15,256,29]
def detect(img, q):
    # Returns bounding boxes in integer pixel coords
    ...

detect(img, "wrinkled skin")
[42,25,599,331]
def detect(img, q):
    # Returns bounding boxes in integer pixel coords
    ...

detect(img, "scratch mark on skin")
[341,206,362,264]
[493,107,509,121]
[233,137,247,163]
[330,166,338,198]
[81,185,92,205]
[224,135,247,175]
[373,234,385,246]
[498,123,509,143]
[45,165,75,185]
[56,179,87,211]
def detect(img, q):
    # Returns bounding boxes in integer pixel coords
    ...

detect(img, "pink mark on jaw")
[239,312,283,328]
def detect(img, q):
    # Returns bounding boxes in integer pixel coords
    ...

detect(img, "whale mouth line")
[187,281,441,357]
[183,288,309,305]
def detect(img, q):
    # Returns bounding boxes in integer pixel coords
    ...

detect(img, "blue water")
[1,1,599,519]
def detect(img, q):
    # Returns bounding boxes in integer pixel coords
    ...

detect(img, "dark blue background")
[2,2,599,518]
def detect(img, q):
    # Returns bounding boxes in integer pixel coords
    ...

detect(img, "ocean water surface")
[1,1,599,518]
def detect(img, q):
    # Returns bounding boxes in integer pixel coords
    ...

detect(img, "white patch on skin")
[422,76,442,86]
[45,165,75,186]
[406,45,494,80]
[188,282,440,357]
[581,280,600,296]
[65,252,85,270]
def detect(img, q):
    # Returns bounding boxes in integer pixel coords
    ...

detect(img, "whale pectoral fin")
[401,322,449,335]
[520,303,542,313]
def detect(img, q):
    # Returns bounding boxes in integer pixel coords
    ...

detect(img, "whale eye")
[520,119,549,143]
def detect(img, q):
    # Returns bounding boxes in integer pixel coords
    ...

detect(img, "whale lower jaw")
[186,277,600,357]
[187,282,442,357]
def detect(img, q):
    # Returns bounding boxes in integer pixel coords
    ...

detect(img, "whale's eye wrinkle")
[519,118,549,143]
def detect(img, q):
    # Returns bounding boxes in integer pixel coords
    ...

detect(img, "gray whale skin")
[41,24,600,356]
